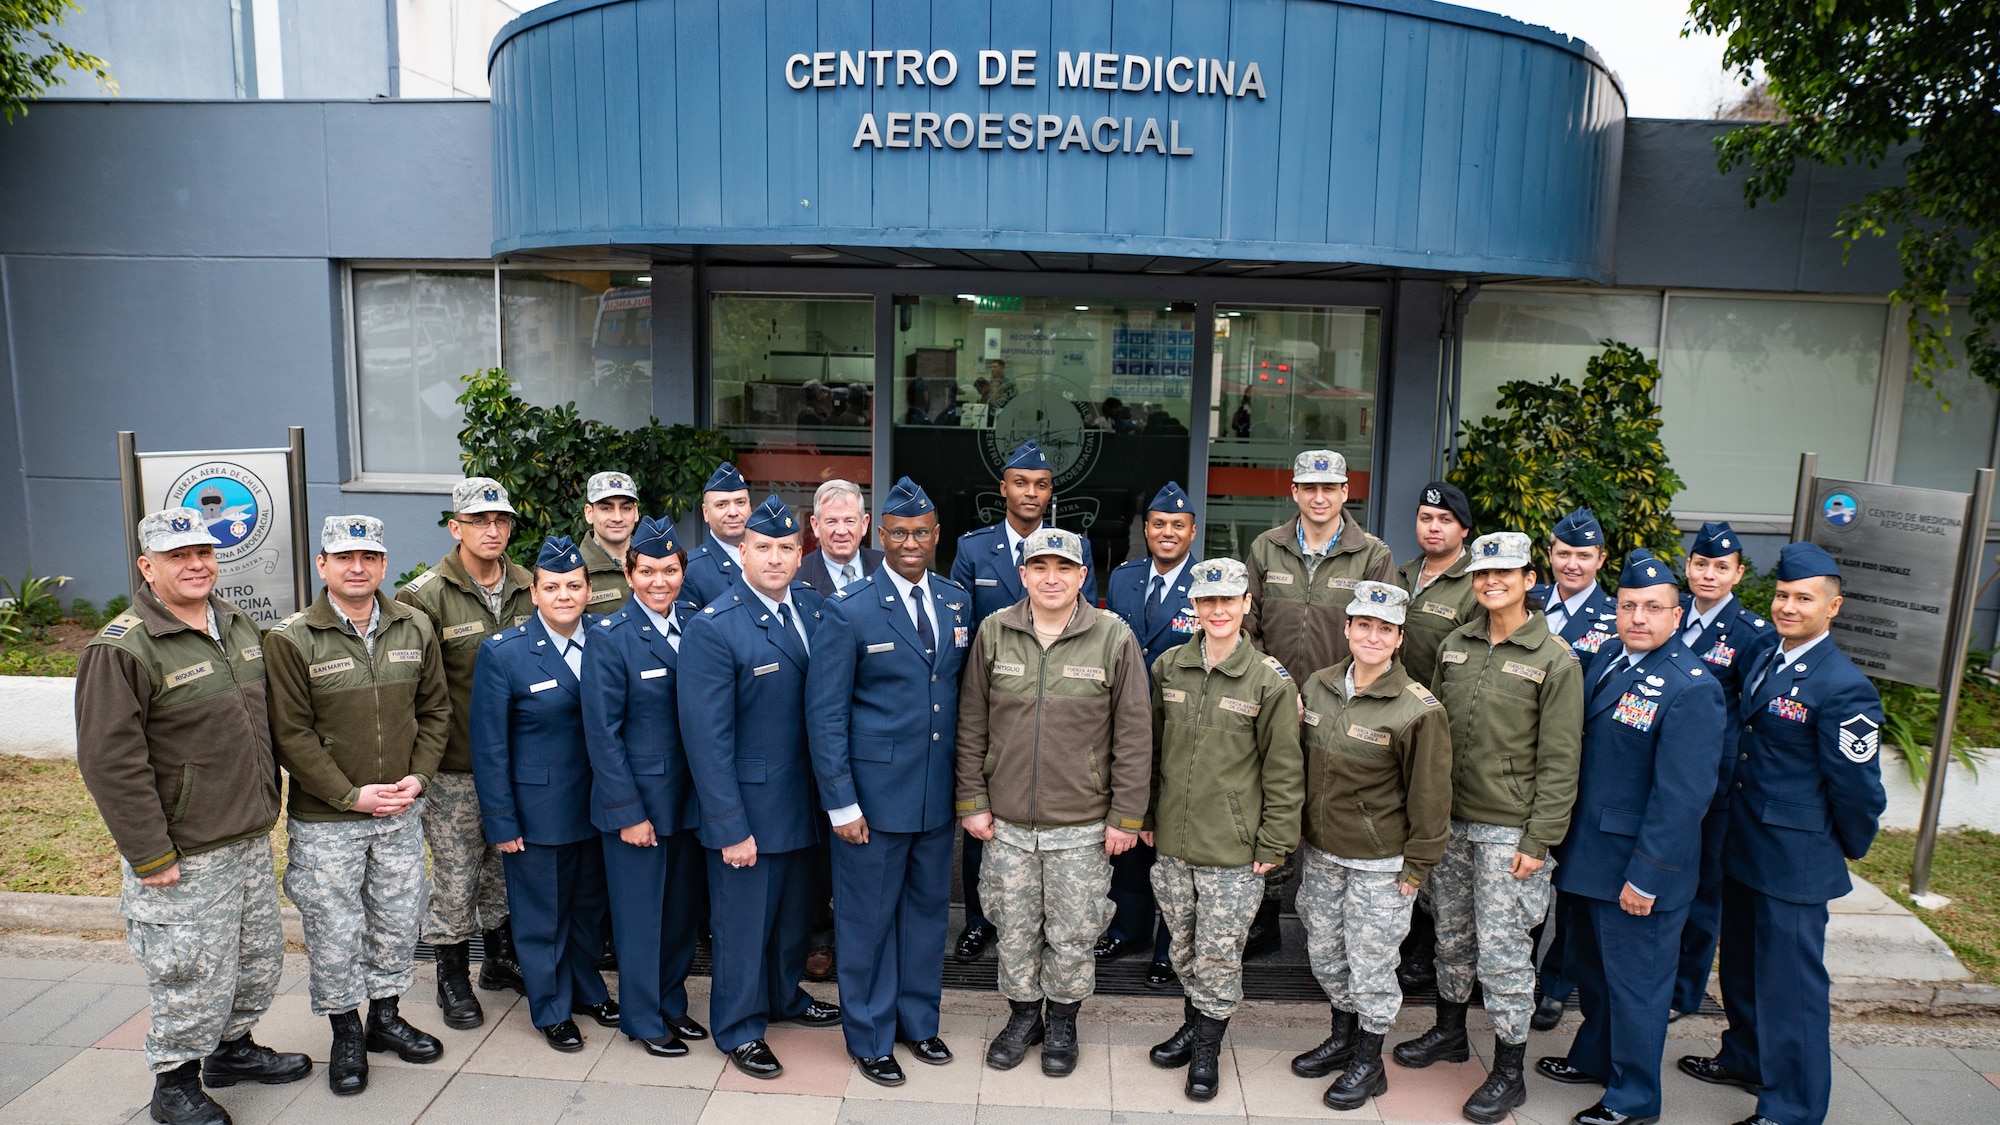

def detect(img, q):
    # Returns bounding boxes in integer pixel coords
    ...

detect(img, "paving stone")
[556,1080,707,1124]
[696,1090,841,1125]
[1827,1058,1911,1125]
[835,1098,977,1125]
[0,979,59,1022]
[269,1064,453,1124]
[0,982,148,1047]
[1107,1043,1244,1116]
[1838,1043,1980,1070]
[200,1069,314,1125]
[1852,1064,2000,1125]
[0,1047,153,1125]
[976,1040,1113,1110]
[971,1108,1110,1125]
[585,1031,728,1089]
[93,1007,148,1051]
[839,1044,980,1103]
[1233,1047,1379,1121]
[419,1073,578,1125]
[1952,1048,2000,1071]
[0,959,85,982]
[0,1044,82,1111]
[713,1026,856,1098]
[460,1005,614,1082]
[65,963,149,987]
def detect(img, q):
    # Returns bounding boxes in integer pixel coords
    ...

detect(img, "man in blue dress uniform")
[1529,505,1620,1029]
[1534,550,1725,1125]
[1671,521,1776,1018]
[1679,542,1886,1125]
[681,462,754,610]
[581,517,711,1059]
[678,495,843,1079]
[469,537,617,1053]
[805,476,969,1087]
[1098,481,1201,985]
[947,438,1098,960]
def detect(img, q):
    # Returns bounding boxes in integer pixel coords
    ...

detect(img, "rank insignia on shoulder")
[1262,656,1291,680]
[100,612,143,639]
[1406,683,1438,706]
[1839,714,1880,763]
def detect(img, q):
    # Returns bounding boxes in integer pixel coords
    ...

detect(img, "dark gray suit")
[797,548,885,599]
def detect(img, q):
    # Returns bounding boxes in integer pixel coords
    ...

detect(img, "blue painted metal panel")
[489,0,1626,279]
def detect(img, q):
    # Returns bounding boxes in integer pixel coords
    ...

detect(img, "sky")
[1445,1,1742,119]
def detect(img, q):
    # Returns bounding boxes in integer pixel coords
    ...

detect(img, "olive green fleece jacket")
[955,599,1153,831]
[1298,658,1455,886]
[1147,636,1304,868]
[264,590,451,821]
[395,549,534,773]
[1432,613,1584,858]
[579,535,632,610]
[1395,550,1485,690]
[1245,516,1395,681]
[75,588,283,876]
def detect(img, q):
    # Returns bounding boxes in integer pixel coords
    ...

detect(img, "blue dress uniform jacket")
[804,572,969,1059]
[1534,582,1619,657]
[1717,633,1887,1125]
[675,577,827,1050]
[581,599,706,1042]
[1106,555,1201,669]
[949,522,1099,625]
[1553,637,1727,1118]
[679,534,742,612]
[468,613,611,1028]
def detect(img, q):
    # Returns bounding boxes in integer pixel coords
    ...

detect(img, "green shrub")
[454,369,737,568]
[0,648,77,677]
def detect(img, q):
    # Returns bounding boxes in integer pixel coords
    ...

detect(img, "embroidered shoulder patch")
[1406,683,1438,706]
[1346,724,1391,745]
[404,570,438,591]
[1839,714,1880,763]
[1502,661,1546,683]
[1263,655,1291,680]
[100,612,143,639]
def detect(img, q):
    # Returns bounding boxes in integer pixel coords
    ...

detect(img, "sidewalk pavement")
[3,938,1999,1125]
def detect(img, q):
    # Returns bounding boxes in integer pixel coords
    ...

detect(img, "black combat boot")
[1040,1000,1081,1077]
[327,1011,368,1096]
[1185,1013,1227,1101]
[202,1033,312,1087]
[1243,896,1283,958]
[432,942,484,1030]
[478,924,526,994]
[150,1060,229,1125]
[1291,1004,1358,1077]
[1392,998,1469,1068]
[1462,1038,1528,1123]
[1323,1029,1388,1111]
[366,995,443,1063]
[984,999,1044,1070]
[1149,999,1200,1068]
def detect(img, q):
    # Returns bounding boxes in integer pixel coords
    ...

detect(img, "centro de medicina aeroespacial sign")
[784,48,1268,157]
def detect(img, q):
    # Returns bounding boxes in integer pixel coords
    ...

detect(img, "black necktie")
[777,602,805,658]
[1596,655,1629,692]
[1014,540,1024,567]
[1145,574,1166,633]
[912,588,936,654]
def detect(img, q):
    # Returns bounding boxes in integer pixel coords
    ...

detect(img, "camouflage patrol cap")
[587,471,639,504]
[321,515,386,555]
[1292,449,1347,484]
[1021,526,1084,566]
[1346,580,1409,626]
[1187,557,1249,599]
[138,507,222,554]
[453,477,516,516]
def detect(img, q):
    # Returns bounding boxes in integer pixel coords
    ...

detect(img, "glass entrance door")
[892,293,1197,581]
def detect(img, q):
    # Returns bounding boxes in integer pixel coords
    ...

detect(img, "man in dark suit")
[677,496,843,1080]
[1680,542,1886,1125]
[682,462,753,610]
[469,537,616,1053]
[1535,550,1725,1125]
[1671,521,1775,1018]
[798,478,886,599]
[1098,481,1201,984]
[805,476,970,1087]
[946,438,1098,960]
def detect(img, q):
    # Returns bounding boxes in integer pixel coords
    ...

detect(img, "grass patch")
[1850,828,2000,986]
[0,755,289,898]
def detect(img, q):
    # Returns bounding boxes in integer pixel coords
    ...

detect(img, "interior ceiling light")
[790,251,840,260]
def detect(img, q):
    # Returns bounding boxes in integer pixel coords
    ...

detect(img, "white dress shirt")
[888,568,937,641]
[1545,586,1594,635]
[1681,594,1735,648]
[825,550,865,594]
[540,612,585,678]
[637,600,680,651]
[745,585,809,654]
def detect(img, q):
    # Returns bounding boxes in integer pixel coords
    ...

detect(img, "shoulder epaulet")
[933,574,968,595]
[1406,681,1440,707]
[1262,655,1292,681]
[1111,556,1147,573]
[403,569,439,593]
[96,612,144,641]
[271,611,307,633]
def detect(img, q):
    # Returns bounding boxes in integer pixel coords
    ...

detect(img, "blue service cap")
[1775,541,1842,582]
[1689,520,1741,560]
[704,461,748,494]
[1148,481,1192,514]
[881,476,935,518]
[745,494,800,538]
[1551,507,1604,548]
[1003,440,1053,474]
[1616,548,1676,590]
[536,535,585,573]
[630,516,680,560]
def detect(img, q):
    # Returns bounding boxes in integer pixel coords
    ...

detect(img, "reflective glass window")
[501,270,654,429]
[352,268,497,475]
[1459,290,1663,424]
[711,294,876,513]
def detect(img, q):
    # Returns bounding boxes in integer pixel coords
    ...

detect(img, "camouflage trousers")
[284,806,426,1016]
[1297,845,1416,1033]
[421,771,509,944]
[120,835,284,1072]
[1150,855,1261,1019]
[1430,820,1554,1044]
[980,824,1114,1005]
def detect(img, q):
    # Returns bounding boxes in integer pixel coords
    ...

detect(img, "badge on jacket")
[1839,714,1880,762]
[1573,630,1609,654]
[1703,642,1736,667]
[1769,697,1810,723]
[1614,693,1659,732]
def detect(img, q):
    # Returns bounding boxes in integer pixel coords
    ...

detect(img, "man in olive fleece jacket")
[264,515,450,1096]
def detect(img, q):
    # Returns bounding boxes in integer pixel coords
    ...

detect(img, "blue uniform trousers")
[1563,896,1690,1118]
[1537,890,1579,1003]
[961,832,987,929]
[1105,841,1172,957]
[707,846,816,1050]
[600,830,704,1040]
[1717,877,1833,1125]
[1671,802,1730,1013]
[832,823,952,1059]
[501,841,610,1028]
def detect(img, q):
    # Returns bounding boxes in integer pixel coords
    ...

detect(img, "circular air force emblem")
[165,462,273,563]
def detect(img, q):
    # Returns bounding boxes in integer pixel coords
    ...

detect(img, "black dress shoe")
[572,999,620,1027]
[1145,960,1177,987]
[787,997,842,1027]
[1677,1054,1760,1093]
[540,1019,585,1052]
[1573,1102,1657,1125]
[1092,935,1136,960]
[855,1054,906,1086]
[668,1015,709,1041]
[899,1036,953,1065]
[1730,1117,1782,1125]
[1531,993,1566,1031]
[955,922,995,961]
[729,1039,783,1079]
[1536,1056,1602,1085]
[635,1034,688,1058]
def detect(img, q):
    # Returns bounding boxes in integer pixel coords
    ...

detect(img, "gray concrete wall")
[34,0,238,100]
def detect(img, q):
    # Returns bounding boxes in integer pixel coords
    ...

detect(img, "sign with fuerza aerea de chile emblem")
[1807,478,1965,687]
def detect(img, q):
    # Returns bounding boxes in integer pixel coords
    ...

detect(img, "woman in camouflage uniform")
[1288,580,1453,1112]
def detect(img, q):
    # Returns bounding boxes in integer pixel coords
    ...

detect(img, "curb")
[0,890,306,945]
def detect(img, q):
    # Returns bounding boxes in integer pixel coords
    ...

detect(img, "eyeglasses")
[1616,601,1677,617]
[881,527,937,544]
[454,515,514,530]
